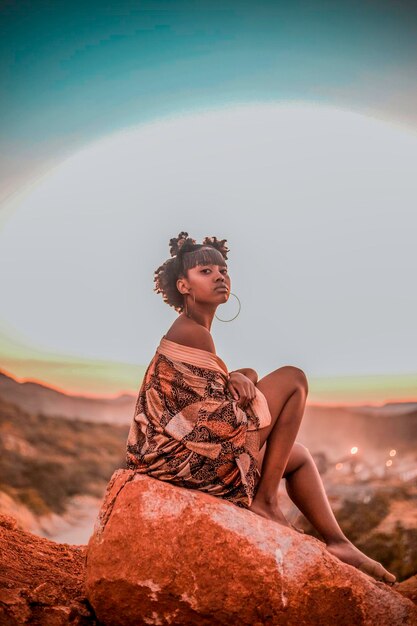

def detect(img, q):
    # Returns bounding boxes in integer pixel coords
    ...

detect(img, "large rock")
[0,514,95,625]
[397,575,417,607]
[85,469,417,626]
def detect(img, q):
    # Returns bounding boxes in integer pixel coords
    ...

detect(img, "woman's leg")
[283,442,346,541]
[259,439,396,583]
[248,366,308,526]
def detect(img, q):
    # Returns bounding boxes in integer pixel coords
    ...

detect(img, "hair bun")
[169,231,196,257]
[202,236,229,260]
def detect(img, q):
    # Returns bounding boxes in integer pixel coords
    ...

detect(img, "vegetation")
[0,397,128,515]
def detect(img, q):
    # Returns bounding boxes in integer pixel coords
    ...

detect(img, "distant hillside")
[301,403,417,460]
[0,369,136,424]
[2,366,416,464]
[0,396,128,524]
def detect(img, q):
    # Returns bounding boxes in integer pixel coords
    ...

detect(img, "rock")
[85,469,417,626]
[0,513,96,625]
[397,575,417,606]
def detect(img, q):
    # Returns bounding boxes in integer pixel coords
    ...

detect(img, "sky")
[1,0,417,404]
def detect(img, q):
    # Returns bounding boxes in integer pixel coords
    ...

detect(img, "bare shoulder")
[164,317,216,354]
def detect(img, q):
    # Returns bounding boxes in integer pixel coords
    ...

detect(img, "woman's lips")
[215,286,228,292]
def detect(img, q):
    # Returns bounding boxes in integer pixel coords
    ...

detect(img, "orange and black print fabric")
[126,336,272,509]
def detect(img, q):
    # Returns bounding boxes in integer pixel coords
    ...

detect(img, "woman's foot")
[326,538,396,584]
[291,523,305,534]
[248,493,293,529]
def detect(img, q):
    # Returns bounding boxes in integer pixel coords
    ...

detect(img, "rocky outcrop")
[398,575,417,606]
[85,469,417,626]
[0,514,95,625]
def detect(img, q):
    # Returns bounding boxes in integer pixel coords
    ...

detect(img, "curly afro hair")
[154,231,230,313]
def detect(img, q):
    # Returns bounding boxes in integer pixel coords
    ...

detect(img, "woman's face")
[180,262,231,305]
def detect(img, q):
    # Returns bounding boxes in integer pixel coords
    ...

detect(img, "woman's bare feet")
[326,538,396,584]
[248,493,296,530]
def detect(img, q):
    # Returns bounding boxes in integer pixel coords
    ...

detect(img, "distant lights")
[332,445,399,475]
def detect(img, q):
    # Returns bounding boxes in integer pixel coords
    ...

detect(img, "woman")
[126,231,395,584]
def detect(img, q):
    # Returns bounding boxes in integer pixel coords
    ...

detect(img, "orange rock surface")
[86,469,417,626]
[0,514,95,626]
[398,575,417,607]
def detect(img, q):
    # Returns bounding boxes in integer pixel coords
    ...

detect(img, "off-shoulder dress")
[126,336,272,509]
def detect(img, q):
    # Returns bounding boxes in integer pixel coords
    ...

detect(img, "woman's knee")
[292,441,312,462]
[284,441,314,475]
[280,365,309,395]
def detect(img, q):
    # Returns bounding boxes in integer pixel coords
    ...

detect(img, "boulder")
[397,575,417,606]
[85,469,417,626]
[0,514,96,625]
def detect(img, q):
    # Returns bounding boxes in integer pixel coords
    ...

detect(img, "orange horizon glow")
[2,367,417,407]
[306,396,417,407]
[0,367,135,401]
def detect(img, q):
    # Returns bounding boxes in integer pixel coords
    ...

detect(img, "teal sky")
[1,1,417,202]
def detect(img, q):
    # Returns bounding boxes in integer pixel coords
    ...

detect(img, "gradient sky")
[1,1,417,403]
[2,0,417,202]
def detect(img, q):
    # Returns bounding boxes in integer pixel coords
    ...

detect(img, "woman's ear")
[176,276,189,296]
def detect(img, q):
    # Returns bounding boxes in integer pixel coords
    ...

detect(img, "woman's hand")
[227,371,257,410]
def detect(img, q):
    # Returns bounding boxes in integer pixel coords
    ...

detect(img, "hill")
[0,395,128,532]
[0,369,136,424]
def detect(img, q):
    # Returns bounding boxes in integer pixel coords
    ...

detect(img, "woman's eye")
[200,268,227,274]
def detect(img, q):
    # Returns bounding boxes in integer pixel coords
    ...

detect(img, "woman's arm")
[229,368,258,385]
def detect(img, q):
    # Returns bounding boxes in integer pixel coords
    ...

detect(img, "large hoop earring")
[184,290,196,318]
[215,292,241,322]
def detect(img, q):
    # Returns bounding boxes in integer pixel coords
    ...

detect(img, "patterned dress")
[126,336,272,509]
